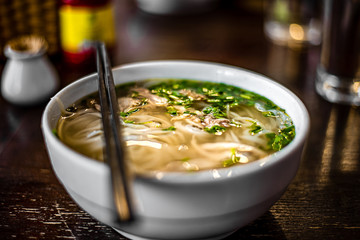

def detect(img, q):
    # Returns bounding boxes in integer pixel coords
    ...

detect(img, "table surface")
[1,1,360,239]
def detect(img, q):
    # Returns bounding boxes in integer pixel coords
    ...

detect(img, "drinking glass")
[264,0,322,47]
[315,0,360,105]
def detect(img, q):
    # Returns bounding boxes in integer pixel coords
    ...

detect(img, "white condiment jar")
[1,35,59,105]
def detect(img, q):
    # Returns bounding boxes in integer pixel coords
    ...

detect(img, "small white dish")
[42,60,309,240]
[1,35,59,105]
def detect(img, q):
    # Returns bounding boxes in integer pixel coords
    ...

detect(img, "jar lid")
[4,35,48,59]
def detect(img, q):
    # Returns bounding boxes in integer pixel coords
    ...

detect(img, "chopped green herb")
[124,120,135,124]
[123,120,157,126]
[148,79,295,149]
[204,125,226,134]
[150,84,193,106]
[207,98,222,103]
[52,128,59,138]
[240,93,252,100]
[120,108,139,117]
[166,106,178,116]
[181,157,190,162]
[249,122,262,135]
[142,121,155,124]
[163,126,176,131]
[262,111,276,117]
[223,148,240,167]
[202,106,226,118]
[266,125,295,151]
[183,110,197,115]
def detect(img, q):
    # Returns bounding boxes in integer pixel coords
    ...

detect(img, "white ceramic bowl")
[42,60,309,240]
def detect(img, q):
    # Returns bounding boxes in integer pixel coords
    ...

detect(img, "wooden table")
[1,1,360,239]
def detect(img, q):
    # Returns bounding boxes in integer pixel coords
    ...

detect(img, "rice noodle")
[56,79,293,175]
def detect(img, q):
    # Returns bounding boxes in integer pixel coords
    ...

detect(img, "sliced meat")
[179,89,206,100]
[132,87,168,105]
[203,114,231,128]
[118,97,142,112]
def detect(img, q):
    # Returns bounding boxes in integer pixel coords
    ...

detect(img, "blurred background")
[2,1,360,239]
[0,0,323,89]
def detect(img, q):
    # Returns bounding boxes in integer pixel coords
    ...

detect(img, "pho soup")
[55,79,295,174]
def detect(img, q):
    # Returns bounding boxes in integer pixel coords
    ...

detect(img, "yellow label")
[59,4,115,53]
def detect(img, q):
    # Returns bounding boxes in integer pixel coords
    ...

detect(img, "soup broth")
[56,79,295,174]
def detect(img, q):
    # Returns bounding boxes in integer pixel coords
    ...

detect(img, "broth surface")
[56,79,295,174]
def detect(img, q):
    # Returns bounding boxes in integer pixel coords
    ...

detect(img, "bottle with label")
[59,0,116,64]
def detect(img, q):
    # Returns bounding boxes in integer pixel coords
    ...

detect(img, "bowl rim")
[42,60,310,184]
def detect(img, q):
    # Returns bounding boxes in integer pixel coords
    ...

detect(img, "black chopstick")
[95,42,134,222]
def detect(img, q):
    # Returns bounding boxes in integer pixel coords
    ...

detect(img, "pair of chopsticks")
[95,42,134,222]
